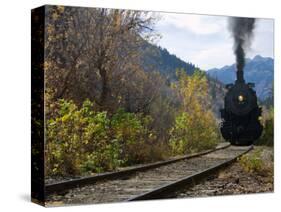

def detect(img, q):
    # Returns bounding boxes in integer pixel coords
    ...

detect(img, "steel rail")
[46,143,230,194]
[128,145,253,201]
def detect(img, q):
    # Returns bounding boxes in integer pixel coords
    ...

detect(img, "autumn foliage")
[169,70,219,154]
[44,6,222,177]
[46,99,157,175]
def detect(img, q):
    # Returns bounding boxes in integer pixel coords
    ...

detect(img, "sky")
[154,12,274,70]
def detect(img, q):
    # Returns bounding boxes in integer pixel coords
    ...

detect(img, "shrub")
[238,149,264,174]
[46,99,117,175]
[169,69,220,155]
[169,111,219,154]
[111,108,156,164]
[255,107,274,146]
[46,99,156,176]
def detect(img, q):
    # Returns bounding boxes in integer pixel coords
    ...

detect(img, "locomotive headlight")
[238,95,244,102]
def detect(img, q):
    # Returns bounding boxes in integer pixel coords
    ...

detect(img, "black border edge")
[31,5,46,206]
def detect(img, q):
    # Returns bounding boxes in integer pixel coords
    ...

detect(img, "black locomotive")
[220,68,263,146]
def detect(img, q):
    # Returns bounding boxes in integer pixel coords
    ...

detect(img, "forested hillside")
[140,42,225,116]
[43,6,224,177]
[141,44,197,81]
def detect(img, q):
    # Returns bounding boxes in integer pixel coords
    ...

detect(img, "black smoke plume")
[228,17,256,74]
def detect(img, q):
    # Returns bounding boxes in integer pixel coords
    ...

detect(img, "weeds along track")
[46,144,252,205]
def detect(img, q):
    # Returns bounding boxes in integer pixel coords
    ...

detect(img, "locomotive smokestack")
[228,17,256,83]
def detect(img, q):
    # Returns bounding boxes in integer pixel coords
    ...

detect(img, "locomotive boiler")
[220,67,263,146]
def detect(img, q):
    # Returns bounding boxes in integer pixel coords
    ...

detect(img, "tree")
[44,6,158,113]
[169,69,220,154]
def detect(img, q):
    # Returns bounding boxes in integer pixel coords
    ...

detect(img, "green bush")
[169,70,220,155]
[111,108,156,164]
[238,149,264,174]
[169,111,219,154]
[46,99,115,175]
[46,96,220,176]
[46,99,156,176]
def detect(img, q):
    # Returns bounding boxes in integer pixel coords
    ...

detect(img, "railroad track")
[46,144,252,206]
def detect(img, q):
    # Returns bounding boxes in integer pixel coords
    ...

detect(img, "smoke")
[228,17,256,72]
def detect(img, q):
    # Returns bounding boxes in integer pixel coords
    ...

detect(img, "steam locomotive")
[220,68,263,146]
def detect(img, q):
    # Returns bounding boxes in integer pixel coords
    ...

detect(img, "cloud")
[188,44,234,70]
[249,19,274,58]
[154,12,274,70]
[158,13,226,35]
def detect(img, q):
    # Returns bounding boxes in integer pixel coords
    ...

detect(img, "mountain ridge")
[207,55,273,100]
[142,44,197,80]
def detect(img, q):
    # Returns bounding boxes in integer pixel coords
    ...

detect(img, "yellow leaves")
[239,149,264,174]
[117,96,122,103]
[175,68,209,113]
[48,119,56,126]
[169,69,219,155]
[57,6,65,13]
[63,142,69,148]
[51,6,64,20]
[52,164,59,173]
[46,25,54,34]
[52,12,59,21]
[61,114,70,122]
[44,61,52,71]
[169,109,219,155]
[113,11,121,31]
